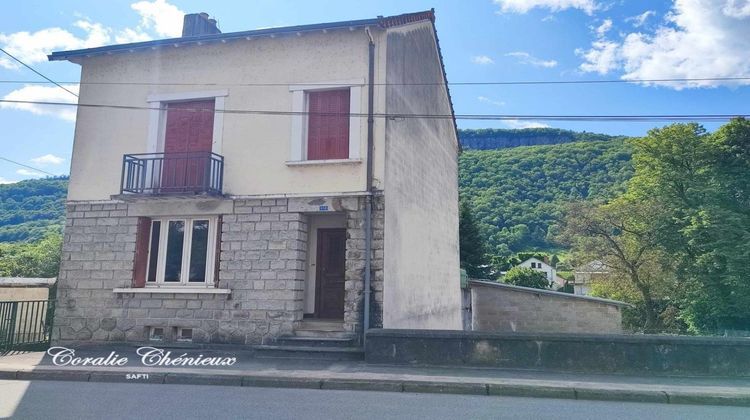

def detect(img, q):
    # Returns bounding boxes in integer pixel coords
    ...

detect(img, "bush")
[502,266,550,289]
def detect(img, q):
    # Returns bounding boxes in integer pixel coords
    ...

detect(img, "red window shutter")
[214,215,222,288]
[162,100,215,192]
[307,89,350,160]
[132,217,152,288]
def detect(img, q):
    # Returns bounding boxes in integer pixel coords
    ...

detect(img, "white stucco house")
[573,260,610,295]
[516,257,565,289]
[49,10,461,352]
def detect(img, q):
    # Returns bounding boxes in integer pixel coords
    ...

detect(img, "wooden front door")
[315,228,346,319]
[161,99,215,192]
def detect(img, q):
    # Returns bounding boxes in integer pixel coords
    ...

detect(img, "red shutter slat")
[307,89,350,160]
[132,217,152,288]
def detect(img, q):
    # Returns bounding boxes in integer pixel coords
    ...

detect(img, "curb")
[1,368,748,407]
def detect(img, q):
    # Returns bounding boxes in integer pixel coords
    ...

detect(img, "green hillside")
[459,128,627,150]
[459,139,633,257]
[0,177,68,242]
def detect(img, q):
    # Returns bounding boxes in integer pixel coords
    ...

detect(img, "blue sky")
[1,0,749,183]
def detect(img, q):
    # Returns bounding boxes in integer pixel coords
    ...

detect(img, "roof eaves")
[48,17,381,62]
[424,10,461,153]
[48,10,438,62]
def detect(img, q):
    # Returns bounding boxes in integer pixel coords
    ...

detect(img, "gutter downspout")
[363,27,375,345]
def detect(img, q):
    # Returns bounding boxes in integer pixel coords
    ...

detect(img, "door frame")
[313,227,347,319]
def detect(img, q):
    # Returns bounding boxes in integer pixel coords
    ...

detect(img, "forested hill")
[459,128,627,150]
[0,177,68,242]
[459,139,633,257]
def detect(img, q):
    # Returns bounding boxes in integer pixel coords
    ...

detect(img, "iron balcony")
[120,151,224,196]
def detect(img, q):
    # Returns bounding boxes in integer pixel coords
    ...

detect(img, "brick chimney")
[182,13,221,37]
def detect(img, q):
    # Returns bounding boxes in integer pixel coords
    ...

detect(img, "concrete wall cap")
[0,277,56,287]
[365,328,750,346]
[469,279,632,308]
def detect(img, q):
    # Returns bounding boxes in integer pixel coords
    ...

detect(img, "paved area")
[2,380,749,420]
[1,345,749,407]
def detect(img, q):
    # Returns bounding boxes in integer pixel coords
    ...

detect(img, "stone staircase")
[253,320,363,360]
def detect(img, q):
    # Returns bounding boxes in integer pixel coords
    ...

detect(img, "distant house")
[515,257,565,289]
[573,260,610,295]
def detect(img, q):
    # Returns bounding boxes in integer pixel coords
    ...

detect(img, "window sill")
[113,287,231,295]
[285,159,362,167]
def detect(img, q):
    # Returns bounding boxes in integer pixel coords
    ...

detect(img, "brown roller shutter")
[307,89,350,160]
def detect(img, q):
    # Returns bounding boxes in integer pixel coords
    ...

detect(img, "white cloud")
[503,119,551,129]
[30,154,65,165]
[1,84,80,121]
[577,0,750,89]
[626,10,656,27]
[723,0,750,17]
[16,169,45,178]
[595,19,613,37]
[576,40,620,74]
[471,55,495,65]
[130,0,185,38]
[0,24,102,69]
[506,51,558,68]
[494,0,598,15]
[0,177,17,185]
[114,27,153,44]
[477,96,506,107]
[0,1,184,69]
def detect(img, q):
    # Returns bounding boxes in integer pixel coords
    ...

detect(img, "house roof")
[575,260,609,273]
[47,10,435,61]
[520,257,550,267]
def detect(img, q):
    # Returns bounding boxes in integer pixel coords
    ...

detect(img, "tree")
[0,232,62,278]
[627,119,750,333]
[559,199,676,332]
[459,200,492,279]
[503,266,550,289]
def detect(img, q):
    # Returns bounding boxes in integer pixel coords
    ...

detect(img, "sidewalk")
[1,345,749,407]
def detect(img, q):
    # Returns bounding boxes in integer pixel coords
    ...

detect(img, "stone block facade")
[469,280,624,334]
[53,195,383,345]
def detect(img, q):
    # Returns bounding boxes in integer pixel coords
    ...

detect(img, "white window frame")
[146,90,229,156]
[288,80,363,162]
[145,216,217,288]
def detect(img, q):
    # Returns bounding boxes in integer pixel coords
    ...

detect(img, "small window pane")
[188,220,210,282]
[147,221,161,282]
[164,220,185,282]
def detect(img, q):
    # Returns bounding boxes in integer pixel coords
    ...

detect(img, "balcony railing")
[120,152,224,196]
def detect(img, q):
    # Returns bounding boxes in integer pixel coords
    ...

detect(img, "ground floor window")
[145,216,217,286]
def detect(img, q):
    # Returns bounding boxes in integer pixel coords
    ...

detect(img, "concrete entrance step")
[294,320,350,338]
[297,320,345,331]
[253,345,364,361]
[276,335,358,348]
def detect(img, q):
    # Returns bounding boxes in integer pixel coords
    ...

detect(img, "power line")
[1,98,748,122]
[0,156,58,177]
[0,48,79,98]
[0,77,749,88]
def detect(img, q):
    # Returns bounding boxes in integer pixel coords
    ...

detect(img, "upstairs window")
[306,89,350,160]
[288,82,362,163]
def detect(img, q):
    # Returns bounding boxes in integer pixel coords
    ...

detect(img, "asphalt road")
[1,380,748,420]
